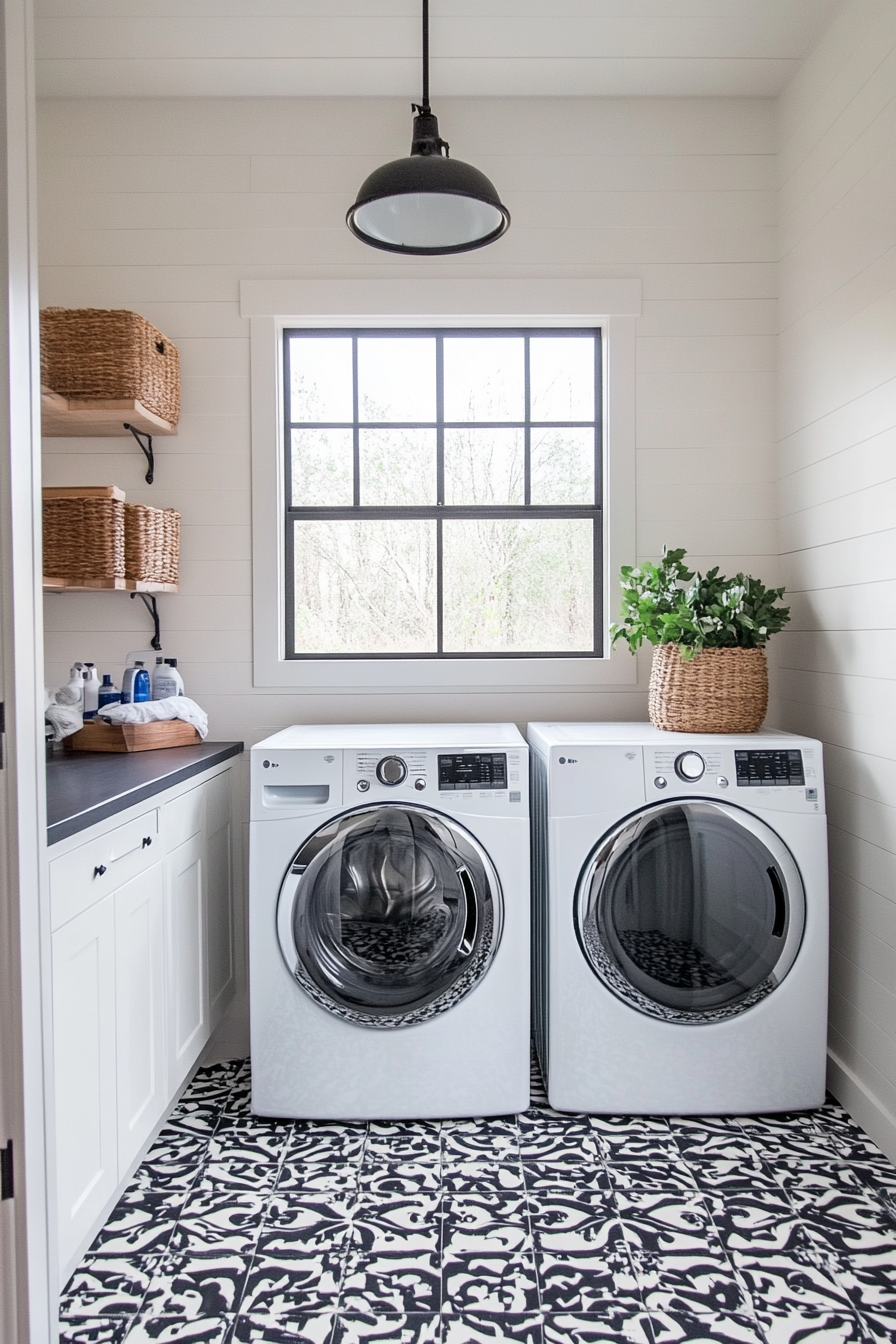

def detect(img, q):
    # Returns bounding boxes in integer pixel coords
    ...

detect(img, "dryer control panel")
[734,749,804,787]
[646,742,822,813]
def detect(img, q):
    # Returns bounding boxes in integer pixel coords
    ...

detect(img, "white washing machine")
[527,723,829,1115]
[249,723,530,1120]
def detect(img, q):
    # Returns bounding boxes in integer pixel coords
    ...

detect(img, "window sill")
[252,649,638,693]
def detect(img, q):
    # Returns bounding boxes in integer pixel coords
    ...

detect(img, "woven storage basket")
[40,308,180,426]
[124,504,181,585]
[648,644,768,734]
[43,488,125,583]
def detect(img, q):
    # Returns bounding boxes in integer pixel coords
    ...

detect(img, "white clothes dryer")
[249,724,530,1120]
[527,723,829,1115]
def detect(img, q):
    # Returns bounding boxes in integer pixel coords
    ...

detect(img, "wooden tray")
[64,719,201,753]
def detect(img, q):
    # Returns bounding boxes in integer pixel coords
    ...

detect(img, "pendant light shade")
[346,4,510,255]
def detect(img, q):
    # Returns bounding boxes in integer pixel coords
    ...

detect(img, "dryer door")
[277,803,503,1028]
[575,800,805,1024]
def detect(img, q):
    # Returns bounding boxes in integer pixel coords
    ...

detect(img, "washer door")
[575,800,805,1024]
[277,803,502,1028]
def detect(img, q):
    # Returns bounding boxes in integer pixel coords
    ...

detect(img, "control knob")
[674,750,706,782]
[376,755,408,786]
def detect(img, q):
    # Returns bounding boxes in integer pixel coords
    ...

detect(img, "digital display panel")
[735,749,804,787]
[438,753,508,791]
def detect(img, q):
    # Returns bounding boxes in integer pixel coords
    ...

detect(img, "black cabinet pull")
[94,864,107,878]
[142,836,152,848]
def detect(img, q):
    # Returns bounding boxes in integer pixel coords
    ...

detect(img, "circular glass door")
[575,800,805,1024]
[277,803,502,1028]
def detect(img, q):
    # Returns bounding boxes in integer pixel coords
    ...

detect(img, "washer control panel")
[439,753,507,792]
[350,747,523,804]
[355,750,428,791]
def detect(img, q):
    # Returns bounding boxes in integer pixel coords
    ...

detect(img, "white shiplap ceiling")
[36,0,841,99]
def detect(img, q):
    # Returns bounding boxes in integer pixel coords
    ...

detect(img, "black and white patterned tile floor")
[60,1054,896,1344]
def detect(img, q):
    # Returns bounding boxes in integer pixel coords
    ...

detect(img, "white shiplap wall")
[38,94,778,737]
[38,96,777,1054]
[776,0,896,1157]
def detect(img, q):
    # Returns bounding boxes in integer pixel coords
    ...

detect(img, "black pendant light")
[346,0,510,255]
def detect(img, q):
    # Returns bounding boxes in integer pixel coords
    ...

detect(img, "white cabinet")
[115,862,167,1174]
[49,761,236,1282]
[166,831,207,1077]
[52,895,118,1269]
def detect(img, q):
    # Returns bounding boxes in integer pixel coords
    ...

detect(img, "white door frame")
[0,0,54,1339]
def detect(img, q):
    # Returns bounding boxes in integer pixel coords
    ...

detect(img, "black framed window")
[283,328,602,659]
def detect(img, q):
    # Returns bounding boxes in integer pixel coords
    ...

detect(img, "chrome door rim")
[276,802,504,1029]
[574,799,806,1025]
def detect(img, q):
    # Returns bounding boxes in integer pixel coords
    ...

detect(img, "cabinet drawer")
[162,782,204,852]
[50,809,159,930]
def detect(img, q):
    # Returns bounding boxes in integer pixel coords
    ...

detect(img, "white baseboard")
[827,1049,896,1164]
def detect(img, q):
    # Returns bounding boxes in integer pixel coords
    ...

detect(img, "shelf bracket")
[131,592,162,651]
[124,423,154,484]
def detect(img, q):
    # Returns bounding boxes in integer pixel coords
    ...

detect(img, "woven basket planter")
[648,644,768,734]
[40,307,180,426]
[124,504,181,585]
[42,488,125,583]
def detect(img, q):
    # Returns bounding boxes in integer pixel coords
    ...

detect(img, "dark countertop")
[47,741,244,845]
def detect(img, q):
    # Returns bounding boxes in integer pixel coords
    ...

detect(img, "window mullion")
[524,335,531,506]
[436,336,444,652]
[352,335,360,507]
[595,328,603,508]
[283,334,293,506]
[283,335,295,655]
[593,516,602,660]
[436,336,445,506]
[436,518,444,655]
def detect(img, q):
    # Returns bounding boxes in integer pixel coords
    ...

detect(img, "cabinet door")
[115,862,167,1175]
[206,817,234,1028]
[165,832,208,1077]
[52,896,117,1273]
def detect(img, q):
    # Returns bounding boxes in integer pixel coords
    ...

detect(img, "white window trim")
[244,277,639,693]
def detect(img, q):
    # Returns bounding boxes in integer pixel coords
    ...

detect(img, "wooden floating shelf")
[41,386,177,438]
[44,577,178,594]
[44,485,125,501]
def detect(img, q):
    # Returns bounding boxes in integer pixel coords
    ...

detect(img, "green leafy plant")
[610,547,790,659]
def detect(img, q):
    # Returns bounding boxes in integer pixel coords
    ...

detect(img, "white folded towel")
[98,695,209,740]
[46,703,83,742]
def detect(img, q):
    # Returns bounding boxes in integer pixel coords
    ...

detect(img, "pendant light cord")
[412,0,448,155]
